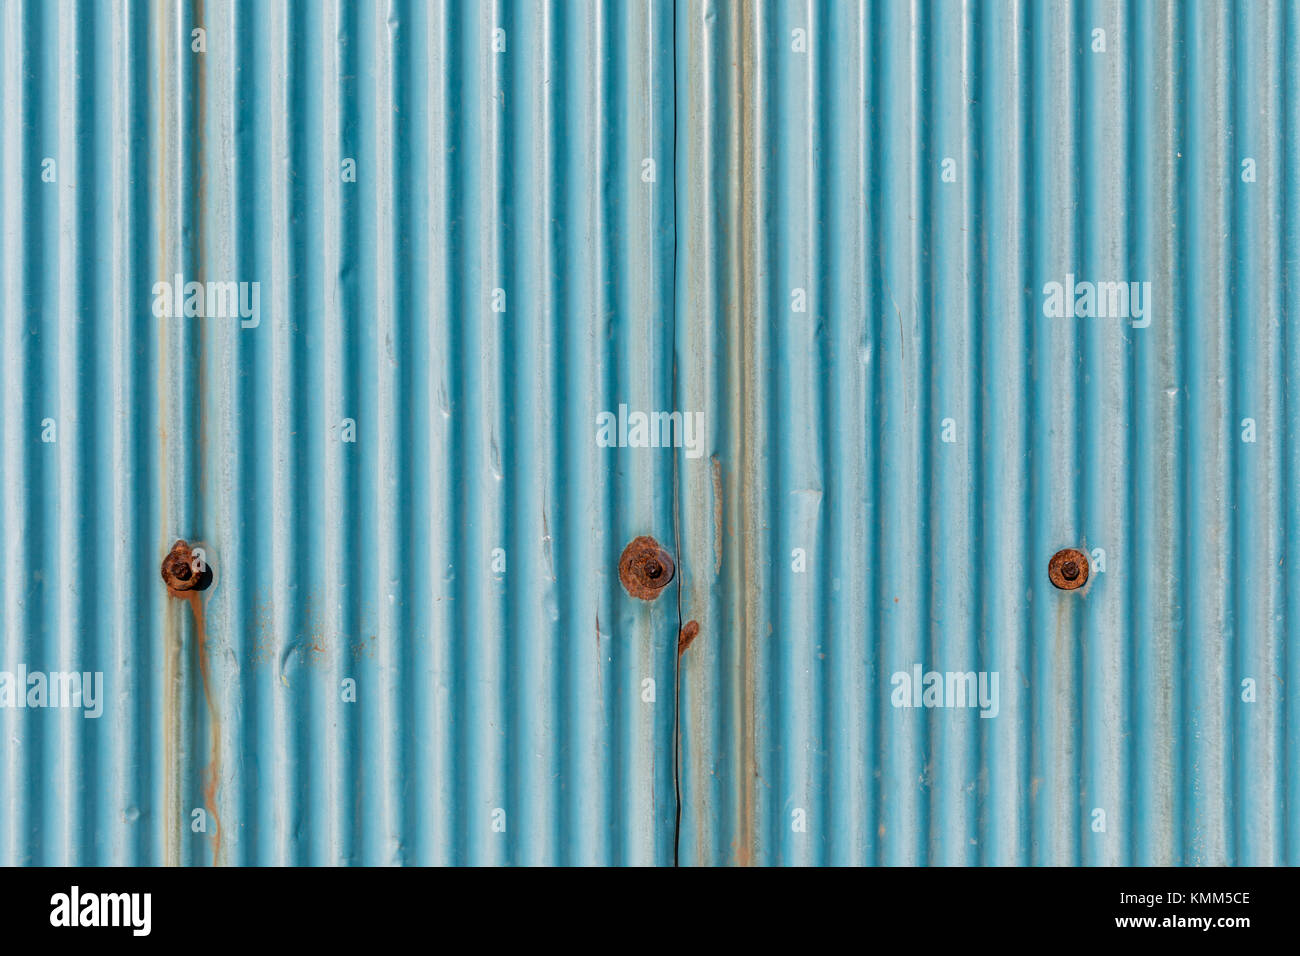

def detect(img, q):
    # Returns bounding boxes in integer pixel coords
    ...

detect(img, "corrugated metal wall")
[0,0,1296,866]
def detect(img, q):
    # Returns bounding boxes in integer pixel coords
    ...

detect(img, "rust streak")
[162,540,221,865]
[163,615,180,868]
[187,591,223,867]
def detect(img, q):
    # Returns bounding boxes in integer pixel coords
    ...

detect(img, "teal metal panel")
[0,0,1296,867]
[676,0,1297,866]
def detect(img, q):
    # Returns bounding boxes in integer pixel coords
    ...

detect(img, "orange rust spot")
[618,535,675,601]
[678,620,700,656]
[350,635,376,661]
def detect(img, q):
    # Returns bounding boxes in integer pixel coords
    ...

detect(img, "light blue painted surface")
[0,0,1295,866]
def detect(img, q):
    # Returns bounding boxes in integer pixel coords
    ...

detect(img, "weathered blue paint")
[0,0,1295,866]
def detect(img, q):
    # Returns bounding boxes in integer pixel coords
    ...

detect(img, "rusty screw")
[1048,548,1089,591]
[162,539,213,597]
[618,535,675,601]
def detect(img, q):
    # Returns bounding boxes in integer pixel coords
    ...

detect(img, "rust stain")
[677,620,700,656]
[162,540,222,866]
[686,605,709,867]
[617,535,675,600]
[1048,547,1090,591]
[350,634,376,661]
[304,596,328,666]
[163,612,180,868]
[187,591,223,867]
[253,596,275,665]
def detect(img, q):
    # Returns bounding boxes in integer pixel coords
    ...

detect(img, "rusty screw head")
[162,539,213,597]
[1048,548,1090,591]
[618,535,675,600]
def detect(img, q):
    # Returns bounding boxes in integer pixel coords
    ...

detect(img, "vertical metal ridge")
[877,0,925,866]
[929,0,978,865]
[371,0,402,867]
[200,0,239,869]
[1131,0,1178,866]
[734,0,765,866]
[554,0,602,866]
[319,0,346,867]
[1079,0,1128,867]
[818,0,874,868]
[107,0,133,866]
[981,0,1028,866]
[1284,0,1300,868]
[424,0,454,868]
[55,0,81,865]
[0,0,29,868]
[1234,0,1286,866]
[1184,0,1232,865]
[430,2,458,864]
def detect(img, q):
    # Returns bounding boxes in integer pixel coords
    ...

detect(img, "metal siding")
[0,0,1295,866]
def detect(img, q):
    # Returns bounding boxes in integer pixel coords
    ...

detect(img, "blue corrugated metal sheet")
[0,0,1296,866]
